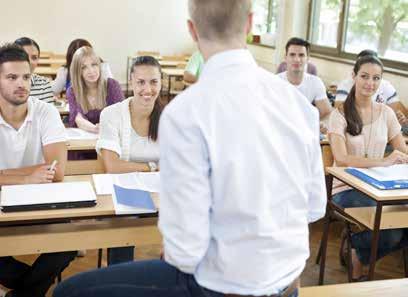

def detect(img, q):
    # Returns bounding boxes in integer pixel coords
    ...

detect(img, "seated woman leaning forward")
[95,56,163,265]
[328,55,408,281]
[67,46,123,134]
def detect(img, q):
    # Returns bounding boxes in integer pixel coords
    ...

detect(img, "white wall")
[1,0,195,84]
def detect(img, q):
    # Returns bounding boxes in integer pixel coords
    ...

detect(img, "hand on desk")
[24,165,55,184]
[383,150,408,166]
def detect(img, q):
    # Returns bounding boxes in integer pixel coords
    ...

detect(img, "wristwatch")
[148,162,158,172]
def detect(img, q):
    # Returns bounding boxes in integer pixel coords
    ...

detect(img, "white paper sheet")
[352,164,408,181]
[66,128,98,140]
[92,172,160,195]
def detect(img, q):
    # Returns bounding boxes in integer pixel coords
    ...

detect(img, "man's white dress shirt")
[158,49,326,295]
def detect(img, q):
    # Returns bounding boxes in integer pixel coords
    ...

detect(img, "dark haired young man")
[0,43,76,297]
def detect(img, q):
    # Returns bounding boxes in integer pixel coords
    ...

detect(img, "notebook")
[346,164,408,190]
[112,184,157,215]
[0,182,97,212]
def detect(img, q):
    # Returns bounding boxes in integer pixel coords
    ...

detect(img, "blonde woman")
[67,46,123,133]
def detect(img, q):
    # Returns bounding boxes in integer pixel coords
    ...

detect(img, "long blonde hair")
[70,46,107,113]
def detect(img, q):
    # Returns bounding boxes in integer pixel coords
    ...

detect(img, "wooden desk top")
[162,68,185,76]
[0,175,159,224]
[327,167,408,202]
[34,67,58,76]
[300,278,408,297]
[159,60,187,68]
[38,58,65,66]
[66,139,97,151]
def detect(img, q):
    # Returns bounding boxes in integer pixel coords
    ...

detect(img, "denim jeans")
[53,259,298,297]
[333,189,407,265]
[107,247,134,265]
[0,251,77,297]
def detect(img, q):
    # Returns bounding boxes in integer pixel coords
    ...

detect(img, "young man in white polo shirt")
[278,37,332,130]
[0,44,76,297]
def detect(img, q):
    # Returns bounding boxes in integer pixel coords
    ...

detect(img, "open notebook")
[93,172,159,215]
[0,182,97,212]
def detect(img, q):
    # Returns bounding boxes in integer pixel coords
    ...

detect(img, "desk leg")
[168,75,172,95]
[368,202,383,280]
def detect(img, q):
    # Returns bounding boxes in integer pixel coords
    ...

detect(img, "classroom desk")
[34,67,58,78]
[300,278,408,297]
[320,135,408,145]
[319,167,408,284]
[0,175,161,257]
[162,68,185,95]
[159,60,187,68]
[38,58,66,67]
[56,103,69,116]
[67,139,97,151]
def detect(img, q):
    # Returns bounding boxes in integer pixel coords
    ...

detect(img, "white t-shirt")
[277,71,327,104]
[96,98,159,162]
[336,78,399,104]
[0,98,66,170]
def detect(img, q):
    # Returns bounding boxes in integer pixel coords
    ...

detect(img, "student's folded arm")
[315,98,333,119]
[330,133,386,168]
[75,114,98,133]
[183,71,197,84]
[43,142,67,182]
[100,149,150,173]
[158,107,211,274]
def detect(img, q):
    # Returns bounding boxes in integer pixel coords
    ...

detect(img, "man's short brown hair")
[189,0,252,42]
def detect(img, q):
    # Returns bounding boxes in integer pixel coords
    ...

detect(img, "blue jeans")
[107,247,134,265]
[333,189,407,265]
[53,259,299,297]
[0,251,77,297]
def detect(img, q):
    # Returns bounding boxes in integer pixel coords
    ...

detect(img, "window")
[308,0,408,69]
[251,0,278,46]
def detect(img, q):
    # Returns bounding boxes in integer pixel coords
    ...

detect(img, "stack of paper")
[66,128,98,140]
[93,172,160,214]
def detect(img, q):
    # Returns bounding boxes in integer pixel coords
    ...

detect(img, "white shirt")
[158,49,326,295]
[52,62,113,95]
[0,98,66,170]
[336,77,399,104]
[278,71,327,104]
[96,98,159,162]
[31,74,54,103]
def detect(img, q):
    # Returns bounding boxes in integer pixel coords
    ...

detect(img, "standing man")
[0,43,77,297]
[54,1,326,297]
[278,37,332,121]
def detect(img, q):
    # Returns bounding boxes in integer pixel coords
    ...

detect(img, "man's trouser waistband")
[224,277,300,297]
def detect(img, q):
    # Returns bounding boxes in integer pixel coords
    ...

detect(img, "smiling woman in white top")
[95,56,162,265]
[96,56,162,173]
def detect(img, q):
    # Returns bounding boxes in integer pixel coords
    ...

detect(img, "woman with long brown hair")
[328,55,408,281]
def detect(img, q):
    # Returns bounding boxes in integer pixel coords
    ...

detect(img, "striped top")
[30,74,54,103]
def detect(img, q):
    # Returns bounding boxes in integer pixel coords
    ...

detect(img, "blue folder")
[113,185,156,210]
[345,168,408,190]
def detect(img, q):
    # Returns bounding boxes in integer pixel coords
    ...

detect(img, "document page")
[353,164,408,181]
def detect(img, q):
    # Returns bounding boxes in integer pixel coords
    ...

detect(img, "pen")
[49,160,58,172]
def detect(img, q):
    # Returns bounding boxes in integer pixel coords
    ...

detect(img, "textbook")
[345,164,408,190]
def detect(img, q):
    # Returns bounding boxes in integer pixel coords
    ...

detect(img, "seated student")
[52,39,113,96]
[183,50,204,84]
[336,49,408,126]
[0,44,77,297]
[328,55,408,281]
[14,37,55,103]
[277,37,332,129]
[95,56,162,265]
[67,46,123,134]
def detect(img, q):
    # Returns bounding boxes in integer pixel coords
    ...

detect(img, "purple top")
[67,78,124,127]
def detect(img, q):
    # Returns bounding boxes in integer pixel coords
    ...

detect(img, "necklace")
[364,101,374,158]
